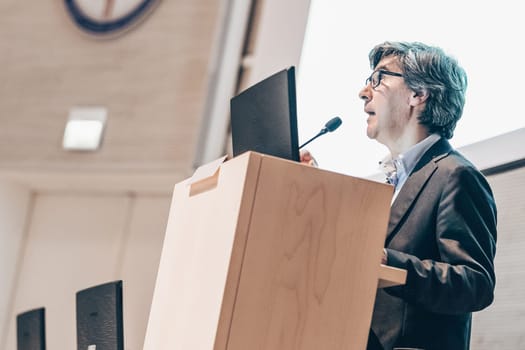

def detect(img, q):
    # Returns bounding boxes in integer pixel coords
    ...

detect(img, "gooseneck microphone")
[299,116,342,149]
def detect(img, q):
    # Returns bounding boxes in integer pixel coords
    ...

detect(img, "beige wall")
[0,1,223,349]
[0,181,32,348]
[2,192,170,350]
[471,166,525,349]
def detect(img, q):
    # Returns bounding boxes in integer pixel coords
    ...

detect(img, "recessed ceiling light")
[63,107,107,151]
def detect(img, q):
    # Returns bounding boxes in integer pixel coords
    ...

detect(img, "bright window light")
[297,0,525,178]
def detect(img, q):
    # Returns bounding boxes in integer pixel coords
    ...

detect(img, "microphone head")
[325,116,342,132]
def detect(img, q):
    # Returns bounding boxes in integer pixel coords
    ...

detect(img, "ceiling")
[0,0,224,194]
[0,0,311,194]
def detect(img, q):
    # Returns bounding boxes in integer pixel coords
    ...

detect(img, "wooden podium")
[143,152,406,350]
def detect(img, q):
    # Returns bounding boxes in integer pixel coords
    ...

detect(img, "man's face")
[358,56,414,147]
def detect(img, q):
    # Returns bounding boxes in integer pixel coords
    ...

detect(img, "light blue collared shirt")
[387,134,441,203]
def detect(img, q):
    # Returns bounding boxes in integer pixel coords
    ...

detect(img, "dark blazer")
[368,138,497,350]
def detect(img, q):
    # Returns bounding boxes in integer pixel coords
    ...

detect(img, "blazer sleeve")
[384,164,497,314]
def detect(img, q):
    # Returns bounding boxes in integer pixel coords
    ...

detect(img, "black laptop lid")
[17,307,46,350]
[76,280,123,350]
[230,67,300,161]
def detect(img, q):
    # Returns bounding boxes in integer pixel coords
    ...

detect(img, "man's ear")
[409,89,428,106]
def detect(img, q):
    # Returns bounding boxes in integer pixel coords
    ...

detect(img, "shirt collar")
[399,133,441,176]
[379,133,441,180]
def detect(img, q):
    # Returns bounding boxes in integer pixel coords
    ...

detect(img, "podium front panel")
[144,152,393,350]
[223,156,392,350]
[143,153,262,350]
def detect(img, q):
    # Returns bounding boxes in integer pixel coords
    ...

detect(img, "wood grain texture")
[145,152,396,350]
[143,152,262,350]
[221,154,393,350]
[377,264,406,289]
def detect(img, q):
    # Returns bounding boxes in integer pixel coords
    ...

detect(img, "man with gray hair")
[358,41,497,350]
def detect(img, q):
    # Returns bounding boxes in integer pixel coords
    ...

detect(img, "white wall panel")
[5,194,131,350]
[0,181,31,349]
[118,195,170,350]
[471,166,525,349]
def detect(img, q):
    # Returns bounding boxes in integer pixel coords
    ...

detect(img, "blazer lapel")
[385,138,453,242]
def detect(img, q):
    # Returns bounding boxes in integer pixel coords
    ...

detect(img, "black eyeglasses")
[365,69,404,89]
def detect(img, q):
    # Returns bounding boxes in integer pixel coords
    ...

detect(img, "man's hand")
[300,150,318,167]
[381,248,388,265]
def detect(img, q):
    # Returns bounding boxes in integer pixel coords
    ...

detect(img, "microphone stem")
[299,129,327,149]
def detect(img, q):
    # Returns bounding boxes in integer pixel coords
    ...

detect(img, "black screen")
[17,307,45,350]
[230,66,300,161]
[76,280,123,350]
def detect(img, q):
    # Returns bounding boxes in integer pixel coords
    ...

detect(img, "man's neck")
[388,127,429,157]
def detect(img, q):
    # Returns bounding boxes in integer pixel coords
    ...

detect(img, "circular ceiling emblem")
[64,0,161,37]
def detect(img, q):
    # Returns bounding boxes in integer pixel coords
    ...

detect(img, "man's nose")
[358,85,371,101]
